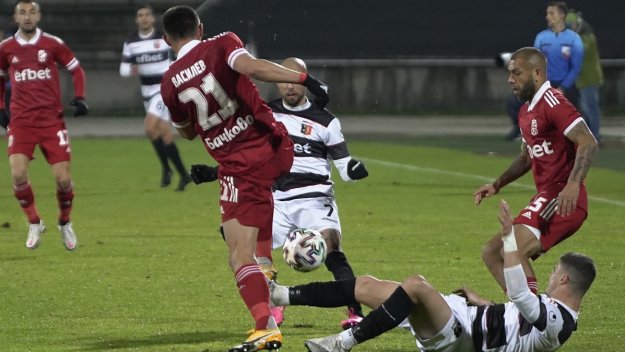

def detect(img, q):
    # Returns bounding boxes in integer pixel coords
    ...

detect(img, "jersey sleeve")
[561,33,584,90]
[545,93,583,135]
[327,118,353,181]
[217,32,249,69]
[55,40,80,72]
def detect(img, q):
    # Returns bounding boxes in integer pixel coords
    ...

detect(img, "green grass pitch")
[0,136,623,351]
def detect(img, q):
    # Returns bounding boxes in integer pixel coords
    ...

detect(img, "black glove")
[70,98,88,117]
[302,73,329,109]
[190,164,219,184]
[0,109,9,129]
[347,158,368,180]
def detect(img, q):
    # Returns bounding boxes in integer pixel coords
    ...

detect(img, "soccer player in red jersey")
[160,6,328,352]
[0,0,88,250]
[474,47,598,294]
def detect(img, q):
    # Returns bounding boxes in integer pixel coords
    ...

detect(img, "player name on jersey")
[171,59,206,88]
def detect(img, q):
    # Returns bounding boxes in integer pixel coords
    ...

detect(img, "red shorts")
[219,138,294,238]
[7,122,71,164]
[513,183,588,254]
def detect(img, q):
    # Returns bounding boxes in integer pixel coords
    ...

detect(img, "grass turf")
[0,136,623,351]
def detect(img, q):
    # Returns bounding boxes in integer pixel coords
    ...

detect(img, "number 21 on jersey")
[177,73,239,131]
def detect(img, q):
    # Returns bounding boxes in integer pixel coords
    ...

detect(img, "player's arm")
[57,41,88,117]
[172,119,197,140]
[119,42,137,77]
[231,52,328,108]
[325,118,368,181]
[473,143,531,205]
[561,35,584,91]
[558,120,598,216]
[333,157,368,182]
[0,71,8,129]
[499,200,542,323]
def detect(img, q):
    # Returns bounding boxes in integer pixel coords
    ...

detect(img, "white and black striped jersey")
[269,98,356,201]
[120,29,171,99]
[471,294,578,351]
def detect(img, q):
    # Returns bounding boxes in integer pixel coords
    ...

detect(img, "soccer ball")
[282,228,327,272]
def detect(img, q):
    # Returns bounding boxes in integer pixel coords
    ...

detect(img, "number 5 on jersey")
[178,73,239,131]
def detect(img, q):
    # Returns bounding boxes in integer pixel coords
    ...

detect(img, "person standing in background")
[566,9,603,143]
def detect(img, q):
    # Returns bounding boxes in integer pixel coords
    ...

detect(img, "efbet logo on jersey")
[301,122,313,135]
[37,49,48,63]
[14,68,52,82]
[526,140,554,159]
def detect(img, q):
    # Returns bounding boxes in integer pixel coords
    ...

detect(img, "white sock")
[339,329,358,350]
[271,283,290,306]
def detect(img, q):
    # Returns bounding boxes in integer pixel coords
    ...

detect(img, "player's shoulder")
[206,31,243,46]
[0,36,15,50]
[41,31,65,45]
[124,30,141,44]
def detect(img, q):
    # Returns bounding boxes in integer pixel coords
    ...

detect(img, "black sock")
[151,138,170,173]
[351,286,414,344]
[289,278,357,307]
[325,250,364,317]
[164,142,188,178]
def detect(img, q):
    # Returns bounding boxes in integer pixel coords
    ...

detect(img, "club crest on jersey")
[301,122,313,135]
[37,50,47,63]
[531,119,538,136]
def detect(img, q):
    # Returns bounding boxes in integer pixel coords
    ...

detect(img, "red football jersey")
[0,29,80,127]
[161,32,278,176]
[519,82,586,191]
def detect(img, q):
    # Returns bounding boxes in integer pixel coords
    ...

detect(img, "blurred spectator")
[534,1,583,105]
[566,9,603,143]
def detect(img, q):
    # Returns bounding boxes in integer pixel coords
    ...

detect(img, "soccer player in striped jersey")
[120,4,191,191]
[473,47,597,295]
[0,0,88,250]
[270,200,596,352]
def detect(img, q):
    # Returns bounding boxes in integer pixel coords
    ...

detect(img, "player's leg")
[8,127,44,248]
[223,218,281,351]
[144,113,172,187]
[50,160,77,250]
[303,275,452,352]
[9,153,45,248]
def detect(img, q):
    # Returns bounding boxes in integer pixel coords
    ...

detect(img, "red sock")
[14,182,40,224]
[527,277,538,294]
[235,264,275,330]
[57,183,74,225]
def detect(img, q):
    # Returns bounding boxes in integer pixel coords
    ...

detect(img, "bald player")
[190,58,369,329]
[473,47,598,294]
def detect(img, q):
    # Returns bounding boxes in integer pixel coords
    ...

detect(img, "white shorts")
[272,195,341,249]
[401,294,475,352]
[143,94,171,122]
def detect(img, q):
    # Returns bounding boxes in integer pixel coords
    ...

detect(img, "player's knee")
[55,176,72,190]
[355,275,379,293]
[10,168,28,184]
[402,275,433,298]
[481,241,500,265]
[321,229,341,251]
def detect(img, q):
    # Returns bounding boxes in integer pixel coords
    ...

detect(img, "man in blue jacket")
[534,1,583,105]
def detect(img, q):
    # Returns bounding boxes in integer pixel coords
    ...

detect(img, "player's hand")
[70,98,88,117]
[302,73,329,109]
[0,109,9,129]
[347,158,368,180]
[190,164,219,184]
[557,182,580,217]
[473,184,498,206]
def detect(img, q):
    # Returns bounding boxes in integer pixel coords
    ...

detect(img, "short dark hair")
[162,5,199,41]
[14,0,39,11]
[547,1,568,14]
[560,252,596,295]
[136,4,153,14]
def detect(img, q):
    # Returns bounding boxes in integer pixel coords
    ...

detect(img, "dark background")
[200,0,624,59]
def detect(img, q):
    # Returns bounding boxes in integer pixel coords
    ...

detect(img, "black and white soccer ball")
[282,228,327,272]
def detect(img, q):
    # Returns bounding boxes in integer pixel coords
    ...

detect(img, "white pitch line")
[363,158,625,208]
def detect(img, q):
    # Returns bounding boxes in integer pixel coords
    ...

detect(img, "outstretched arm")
[558,121,598,216]
[474,145,531,205]
[499,200,541,323]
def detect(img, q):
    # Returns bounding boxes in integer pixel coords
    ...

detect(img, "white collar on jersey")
[138,29,155,40]
[15,28,42,45]
[281,97,311,111]
[527,81,552,111]
[176,39,201,60]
